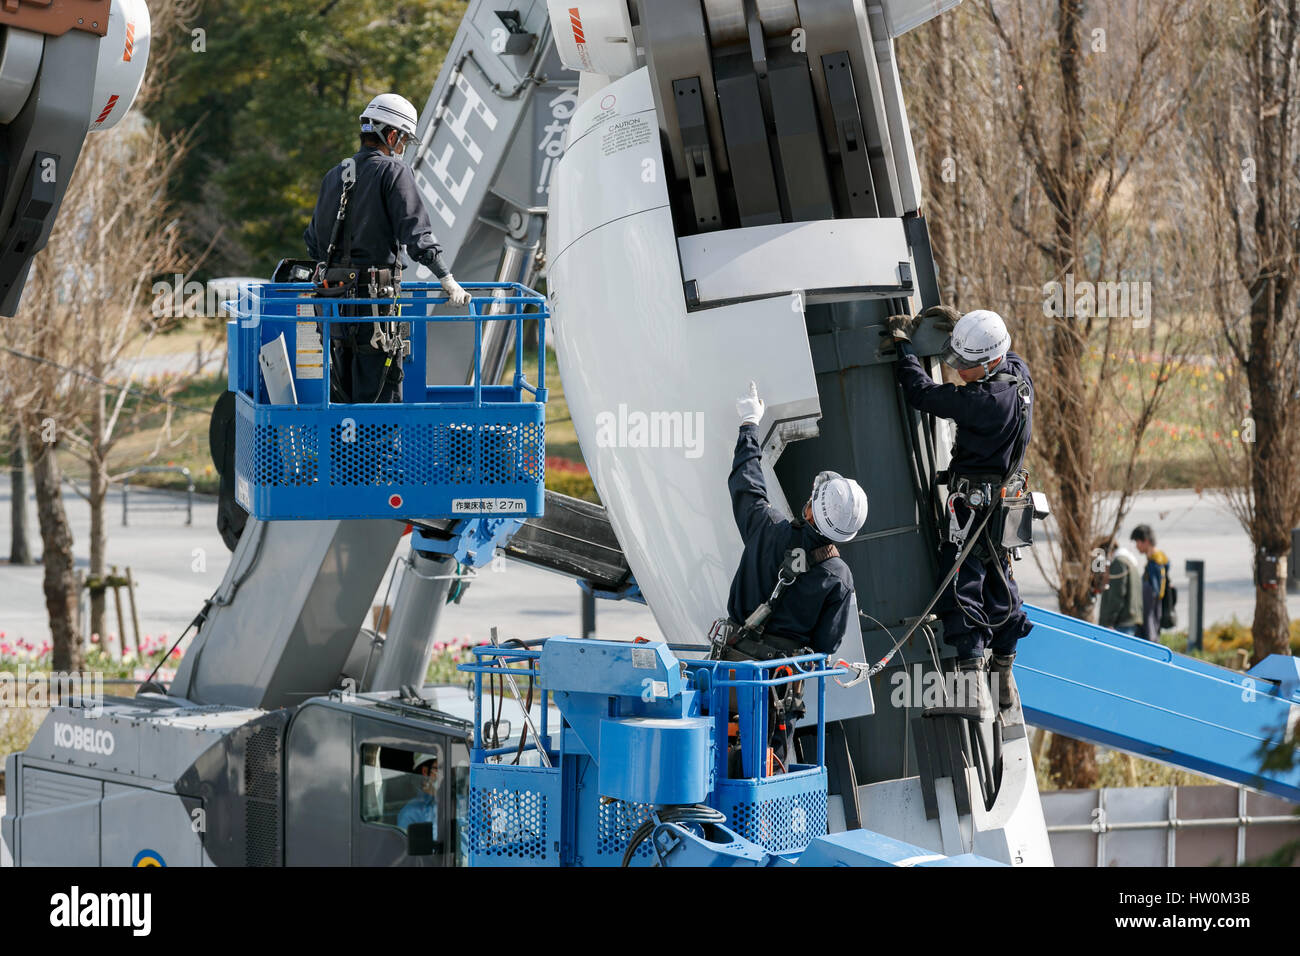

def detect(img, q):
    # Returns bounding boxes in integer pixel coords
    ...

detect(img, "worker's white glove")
[736,381,765,426]
[441,274,471,307]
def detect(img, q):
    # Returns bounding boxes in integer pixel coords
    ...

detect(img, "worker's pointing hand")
[736,381,765,426]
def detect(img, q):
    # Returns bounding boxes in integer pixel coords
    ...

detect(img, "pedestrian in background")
[1130,525,1170,642]
[1096,536,1143,636]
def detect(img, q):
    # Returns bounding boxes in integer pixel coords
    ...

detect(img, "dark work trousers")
[936,500,1033,660]
[328,304,403,404]
[1140,587,1161,642]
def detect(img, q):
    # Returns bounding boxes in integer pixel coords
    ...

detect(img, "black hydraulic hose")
[866,501,999,678]
[621,804,727,867]
[918,388,942,511]
[501,638,535,766]
[894,381,942,581]
[136,600,209,695]
[981,527,1019,630]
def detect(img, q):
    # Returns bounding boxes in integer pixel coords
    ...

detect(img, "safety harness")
[945,368,1032,553]
[849,362,1042,686]
[708,539,839,662]
[708,535,840,773]
[314,157,360,298]
[312,155,408,402]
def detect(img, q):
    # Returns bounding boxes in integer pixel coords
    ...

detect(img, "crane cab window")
[360,743,444,833]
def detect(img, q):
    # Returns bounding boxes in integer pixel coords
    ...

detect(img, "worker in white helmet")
[714,381,867,767]
[397,748,442,834]
[883,306,1036,713]
[725,381,867,657]
[303,92,472,403]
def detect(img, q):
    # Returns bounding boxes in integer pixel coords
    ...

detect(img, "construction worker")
[397,749,441,834]
[883,307,1035,712]
[724,381,867,658]
[304,93,471,403]
[716,382,868,768]
[1129,524,1170,641]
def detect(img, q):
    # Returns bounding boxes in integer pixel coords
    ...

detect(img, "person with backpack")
[1130,524,1173,641]
[1096,536,1143,636]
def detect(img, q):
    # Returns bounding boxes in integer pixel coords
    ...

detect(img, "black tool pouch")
[998,495,1035,550]
[312,264,359,298]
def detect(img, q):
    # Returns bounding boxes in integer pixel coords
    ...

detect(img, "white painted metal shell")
[0,28,43,125]
[88,0,151,132]
[547,0,639,79]
[547,67,823,646]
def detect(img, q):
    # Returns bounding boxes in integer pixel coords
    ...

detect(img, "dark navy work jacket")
[726,423,856,655]
[896,346,1034,479]
[304,146,448,275]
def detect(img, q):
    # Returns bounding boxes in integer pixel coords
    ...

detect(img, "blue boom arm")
[1018,604,1300,802]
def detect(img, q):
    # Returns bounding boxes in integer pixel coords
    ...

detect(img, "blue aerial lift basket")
[226,281,549,521]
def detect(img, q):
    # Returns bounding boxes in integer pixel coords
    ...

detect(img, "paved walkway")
[1,484,1295,649]
[1011,488,1299,626]
[0,483,659,647]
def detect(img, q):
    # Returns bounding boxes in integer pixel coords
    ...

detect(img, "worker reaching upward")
[884,306,1036,713]
[713,382,867,767]
[723,381,866,658]
[304,92,472,403]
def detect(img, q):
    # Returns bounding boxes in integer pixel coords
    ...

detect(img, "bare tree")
[0,0,201,662]
[1190,0,1300,665]
[8,424,33,564]
[3,123,188,643]
[28,437,82,671]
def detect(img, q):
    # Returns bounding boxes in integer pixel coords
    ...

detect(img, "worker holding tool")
[712,382,868,766]
[303,93,472,403]
[882,307,1036,714]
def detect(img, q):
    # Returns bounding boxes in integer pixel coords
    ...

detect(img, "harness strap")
[993,370,1032,483]
[752,544,838,631]
[324,157,357,271]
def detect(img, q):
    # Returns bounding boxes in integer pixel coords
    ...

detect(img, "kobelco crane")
[5,0,1298,868]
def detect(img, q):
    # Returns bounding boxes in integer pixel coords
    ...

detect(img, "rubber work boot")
[988,653,1019,712]
[954,656,994,721]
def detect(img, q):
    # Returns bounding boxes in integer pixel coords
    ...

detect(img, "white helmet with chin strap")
[941,309,1011,380]
[808,471,869,543]
[360,93,419,144]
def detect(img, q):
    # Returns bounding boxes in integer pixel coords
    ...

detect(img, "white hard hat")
[809,471,868,543]
[412,751,440,770]
[360,93,419,139]
[941,309,1011,376]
